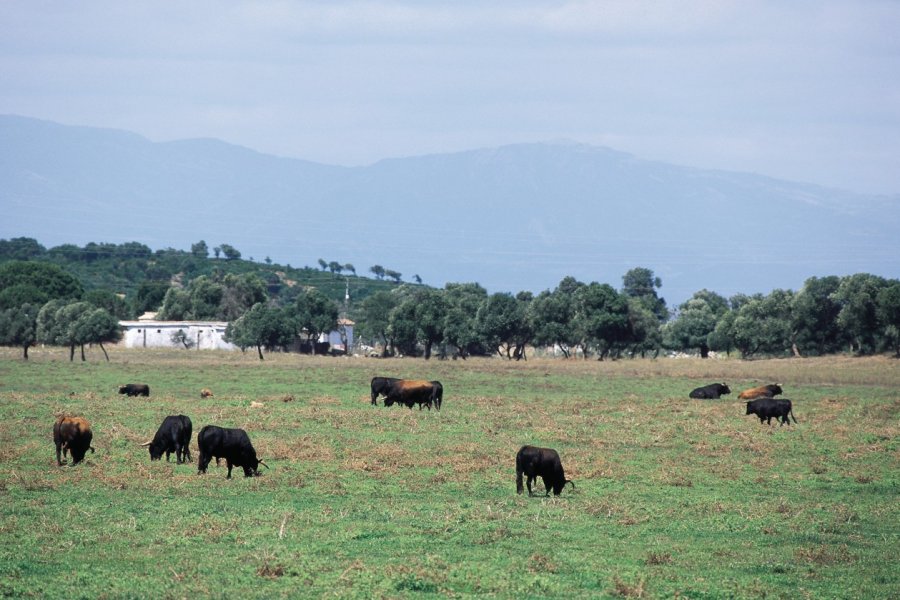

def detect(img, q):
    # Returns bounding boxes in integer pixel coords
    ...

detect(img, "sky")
[1,1,899,195]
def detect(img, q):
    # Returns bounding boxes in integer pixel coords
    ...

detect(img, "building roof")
[119,320,230,328]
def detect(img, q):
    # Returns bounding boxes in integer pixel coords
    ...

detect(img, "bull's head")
[552,479,575,496]
[244,458,270,477]
[140,440,163,460]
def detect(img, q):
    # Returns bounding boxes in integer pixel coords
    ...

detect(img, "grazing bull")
[372,377,443,411]
[142,415,192,463]
[737,383,783,400]
[53,416,95,466]
[745,398,798,426]
[200,388,214,398]
[689,383,731,399]
[119,383,150,397]
[515,445,575,496]
[370,377,400,405]
[197,425,268,479]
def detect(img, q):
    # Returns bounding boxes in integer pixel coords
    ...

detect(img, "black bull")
[142,415,192,463]
[197,425,269,478]
[370,377,443,411]
[746,398,799,426]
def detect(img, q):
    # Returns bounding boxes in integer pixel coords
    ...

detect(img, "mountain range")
[2,114,898,305]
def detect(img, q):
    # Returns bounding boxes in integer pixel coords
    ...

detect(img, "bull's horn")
[566,479,576,490]
[258,459,270,469]
[139,441,152,447]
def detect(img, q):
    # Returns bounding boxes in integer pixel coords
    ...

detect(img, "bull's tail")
[790,408,798,424]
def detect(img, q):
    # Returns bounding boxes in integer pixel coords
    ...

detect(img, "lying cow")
[515,445,575,496]
[689,382,731,399]
[197,425,268,479]
[745,398,798,426]
[119,383,150,397]
[372,377,443,411]
[738,383,783,400]
[142,415,192,463]
[53,416,95,466]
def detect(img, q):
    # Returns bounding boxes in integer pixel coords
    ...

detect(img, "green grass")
[0,349,897,598]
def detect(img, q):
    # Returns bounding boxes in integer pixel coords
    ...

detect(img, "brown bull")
[382,379,443,411]
[53,416,95,466]
[737,383,783,400]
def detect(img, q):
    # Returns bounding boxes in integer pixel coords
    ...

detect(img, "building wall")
[119,321,236,351]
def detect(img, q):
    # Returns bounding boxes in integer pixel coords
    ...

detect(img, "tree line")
[1,238,898,360]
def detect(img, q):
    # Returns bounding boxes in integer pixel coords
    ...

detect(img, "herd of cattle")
[52,377,798,495]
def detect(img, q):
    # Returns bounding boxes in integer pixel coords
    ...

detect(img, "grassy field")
[0,348,897,599]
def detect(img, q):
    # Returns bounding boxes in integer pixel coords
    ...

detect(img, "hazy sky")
[2,1,899,195]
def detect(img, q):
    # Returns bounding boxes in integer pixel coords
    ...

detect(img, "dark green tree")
[731,290,795,358]
[572,282,630,360]
[75,307,121,361]
[792,276,843,355]
[664,289,729,358]
[291,288,338,354]
[133,281,170,315]
[0,261,83,310]
[224,303,294,360]
[442,283,489,358]
[83,289,132,320]
[220,274,267,321]
[0,303,39,359]
[0,237,46,260]
[529,278,583,358]
[219,244,241,261]
[832,273,887,354]
[622,267,667,321]
[191,240,209,258]
[476,292,531,360]
[876,280,900,357]
[358,290,400,356]
[370,265,385,280]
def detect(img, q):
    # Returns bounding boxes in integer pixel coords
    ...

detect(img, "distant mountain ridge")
[2,114,897,305]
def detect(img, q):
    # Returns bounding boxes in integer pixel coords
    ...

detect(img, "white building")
[118,316,354,353]
[119,320,236,350]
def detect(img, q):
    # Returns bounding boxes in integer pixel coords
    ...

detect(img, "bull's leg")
[185,447,192,462]
[527,476,535,496]
[543,478,552,496]
[226,460,233,479]
[55,442,64,466]
[516,469,524,494]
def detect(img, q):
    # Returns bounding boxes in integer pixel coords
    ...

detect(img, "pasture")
[0,349,897,598]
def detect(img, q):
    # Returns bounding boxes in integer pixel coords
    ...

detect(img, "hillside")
[0,237,406,318]
[2,115,898,304]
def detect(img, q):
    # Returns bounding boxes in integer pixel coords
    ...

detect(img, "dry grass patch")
[795,544,854,565]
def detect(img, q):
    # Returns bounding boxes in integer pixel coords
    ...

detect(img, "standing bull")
[689,383,731,399]
[745,398,798,426]
[738,384,783,400]
[515,445,575,496]
[53,416,95,466]
[372,377,444,411]
[142,415,193,463]
[119,383,150,397]
[197,425,268,479]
